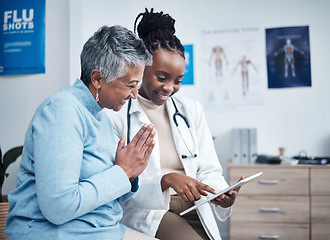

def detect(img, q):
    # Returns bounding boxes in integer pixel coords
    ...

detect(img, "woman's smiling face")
[98,66,144,111]
[139,50,185,106]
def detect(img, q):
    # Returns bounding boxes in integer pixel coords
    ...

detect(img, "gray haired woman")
[5,25,158,240]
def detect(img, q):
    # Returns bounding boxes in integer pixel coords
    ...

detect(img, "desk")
[228,164,330,240]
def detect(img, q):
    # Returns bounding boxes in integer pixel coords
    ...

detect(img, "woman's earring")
[96,88,100,102]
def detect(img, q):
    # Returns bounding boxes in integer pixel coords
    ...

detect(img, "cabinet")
[228,164,330,240]
[310,168,330,239]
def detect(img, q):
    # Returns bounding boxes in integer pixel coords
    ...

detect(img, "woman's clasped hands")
[115,124,156,182]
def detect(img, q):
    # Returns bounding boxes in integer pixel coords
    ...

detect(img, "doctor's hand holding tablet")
[161,172,219,202]
[209,175,245,208]
[161,172,244,205]
[180,172,263,216]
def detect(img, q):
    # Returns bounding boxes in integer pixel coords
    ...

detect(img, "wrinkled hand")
[115,124,155,181]
[210,176,244,208]
[161,173,216,202]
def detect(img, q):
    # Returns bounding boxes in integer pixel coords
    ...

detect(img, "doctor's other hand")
[115,124,156,182]
[161,173,216,202]
[210,176,244,208]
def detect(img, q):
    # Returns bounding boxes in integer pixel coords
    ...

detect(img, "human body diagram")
[232,55,258,96]
[273,39,304,78]
[209,45,228,82]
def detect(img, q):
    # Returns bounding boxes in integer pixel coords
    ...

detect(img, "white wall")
[70,0,330,160]
[0,0,70,194]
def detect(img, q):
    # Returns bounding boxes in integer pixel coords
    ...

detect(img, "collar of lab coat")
[129,95,183,124]
[129,95,191,156]
[128,97,150,124]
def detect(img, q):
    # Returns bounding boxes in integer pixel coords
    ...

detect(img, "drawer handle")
[259,208,280,212]
[259,180,279,184]
[259,235,279,239]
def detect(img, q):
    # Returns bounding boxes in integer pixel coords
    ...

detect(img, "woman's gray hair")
[80,25,153,85]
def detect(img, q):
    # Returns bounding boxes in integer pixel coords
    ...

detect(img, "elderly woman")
[5,25,158,240]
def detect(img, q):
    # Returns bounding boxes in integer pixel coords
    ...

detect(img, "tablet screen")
[179,171,263,216]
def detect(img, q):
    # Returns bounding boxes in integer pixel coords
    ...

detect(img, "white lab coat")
[104,95,231,240]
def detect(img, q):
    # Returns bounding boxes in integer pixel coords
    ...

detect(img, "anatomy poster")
[201,25,265,110]
[266,26,311,88]
[0,0,45,75]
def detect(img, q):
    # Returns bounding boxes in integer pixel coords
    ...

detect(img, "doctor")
[104,8,242,240]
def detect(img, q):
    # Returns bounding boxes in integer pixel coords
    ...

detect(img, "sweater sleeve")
[33,99,132,225]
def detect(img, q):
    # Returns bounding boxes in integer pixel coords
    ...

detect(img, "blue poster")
[266,26,311,88]
[182,44,194,85]
[0,0,45,75]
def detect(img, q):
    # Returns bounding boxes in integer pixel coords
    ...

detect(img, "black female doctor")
[104,8,242,240]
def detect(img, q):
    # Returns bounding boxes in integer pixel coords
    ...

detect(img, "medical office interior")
[1,0,330,239]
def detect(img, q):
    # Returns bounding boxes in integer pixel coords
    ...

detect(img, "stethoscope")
[127,97,197,159]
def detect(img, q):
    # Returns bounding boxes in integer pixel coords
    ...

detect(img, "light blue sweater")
[5,79,138,240]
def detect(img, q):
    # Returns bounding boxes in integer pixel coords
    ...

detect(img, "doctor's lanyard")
[126,97,197,159]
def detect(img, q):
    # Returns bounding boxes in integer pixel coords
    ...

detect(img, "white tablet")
[179,171,263,216]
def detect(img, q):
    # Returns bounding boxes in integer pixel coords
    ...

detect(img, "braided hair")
[134,8,185,58]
